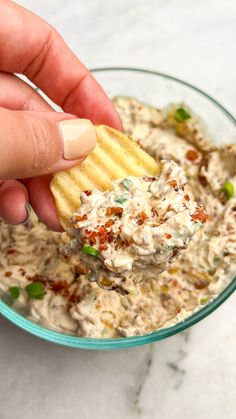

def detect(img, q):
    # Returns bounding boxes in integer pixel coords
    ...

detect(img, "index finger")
[0,0,122,128]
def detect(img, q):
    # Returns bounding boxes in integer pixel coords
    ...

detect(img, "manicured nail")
[21,203,31,226]
[59,119,96,160]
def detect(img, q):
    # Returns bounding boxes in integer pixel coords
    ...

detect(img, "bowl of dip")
[0,67,235,349]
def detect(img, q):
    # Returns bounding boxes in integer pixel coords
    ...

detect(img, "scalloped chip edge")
[50,125,160,229]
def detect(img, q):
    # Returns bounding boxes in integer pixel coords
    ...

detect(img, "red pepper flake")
[168,180,177,188]
[186,149,199,161]
[75,214,88,222]
[106,207,123,217]
[164,233,172,239]
[4,271,12,277]
[184,194,190,201]
[143,176,157,182]
[191,208,208,224]
[84,190,92,196]
[105,219,115,227]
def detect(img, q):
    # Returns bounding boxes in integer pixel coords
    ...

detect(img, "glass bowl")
[0,67,235,349]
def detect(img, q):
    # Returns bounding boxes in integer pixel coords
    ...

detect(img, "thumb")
[0,107,96,179]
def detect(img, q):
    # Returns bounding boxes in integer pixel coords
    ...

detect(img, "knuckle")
[22,114,55,172]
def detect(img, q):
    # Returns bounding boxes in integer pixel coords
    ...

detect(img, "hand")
[0,0,122,231]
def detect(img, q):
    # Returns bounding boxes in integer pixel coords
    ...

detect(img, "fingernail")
[21,203,31,226]
[59,119,96,160]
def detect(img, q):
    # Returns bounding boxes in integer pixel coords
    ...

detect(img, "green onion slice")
[174,108,191,122]
[221,181,234,200]
[200,297,209,305]
[128,288,138,296]
[82,245,100,257]
[8,286,20,300]
[26,282,45,300]
[122,178,133,190]
[115,195,128,204]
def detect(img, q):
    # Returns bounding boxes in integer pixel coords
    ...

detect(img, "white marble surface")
[0,1,236,418]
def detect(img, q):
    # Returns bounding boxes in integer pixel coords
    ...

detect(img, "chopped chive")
[8,286,20,300]
[26,282,45,300]
[221,181,234,200]
[128,288,138,296]
[115,196,128,204]
[200,297,209,305]
[122,178,133,190]
[174,108,191,122]
[82,245,100,257]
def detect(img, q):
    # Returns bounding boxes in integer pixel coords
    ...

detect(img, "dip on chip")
[51,125,206,292]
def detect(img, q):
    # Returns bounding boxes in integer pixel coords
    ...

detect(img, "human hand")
[0,0,122,231]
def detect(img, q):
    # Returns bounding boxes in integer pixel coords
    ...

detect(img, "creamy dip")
[0,97,236,338]
[69,161,206,292]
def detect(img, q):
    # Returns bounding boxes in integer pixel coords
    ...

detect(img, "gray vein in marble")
[165,331,191,389]
[180,329,190,343]
[133,344,154,415]
[166,361,186,389]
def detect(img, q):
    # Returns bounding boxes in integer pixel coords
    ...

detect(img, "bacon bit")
[4,271,12,277]
[85,229,91,235]
[164,233,172,239]
[27,273,48,283]
[68,294,80,304]
[143,176,157,182]
[106,208,112,216]
[168,180,177,188]
[184,194,190,201]
[106,207,123,217]
[186,149,199,161]
[99,244,108,251]
[124,240,131,247]
[50,281,69,294]
[105,219,115,227]
[75,214,88,222]
[171,279,178,287]
[194,278,210,290]
[198,174,207,187]
[84,190,92,196]
[191,208,208,223]
[88,232,97,246]
[99,236,106,244]
[98,226,106,235]
[18,267,26,276]
[140,211,148,222]
[107,232,114,243]
[136,211,148,226]
[6,248,17,255]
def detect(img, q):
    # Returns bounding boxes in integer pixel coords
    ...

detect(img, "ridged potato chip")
[51,125,160,229]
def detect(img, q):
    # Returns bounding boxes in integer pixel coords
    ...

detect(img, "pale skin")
[0,0,122,231]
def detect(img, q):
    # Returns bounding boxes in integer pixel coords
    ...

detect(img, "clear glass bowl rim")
[0,67,235,349]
